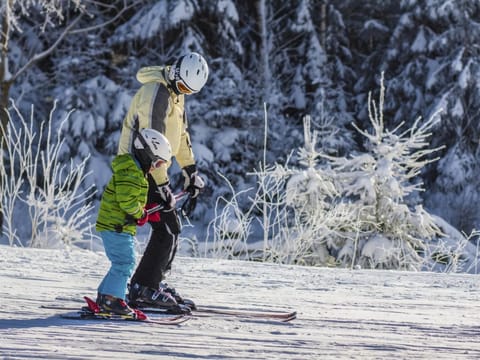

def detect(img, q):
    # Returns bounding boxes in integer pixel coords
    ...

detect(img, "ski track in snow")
[0,245,479,359]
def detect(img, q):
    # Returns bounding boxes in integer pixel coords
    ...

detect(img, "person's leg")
[97,230,136,299]
[130,175,181,289]
[130,210,180,289]
[128,218,179,309]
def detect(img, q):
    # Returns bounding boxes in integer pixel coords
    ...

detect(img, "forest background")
[2,0,480,271]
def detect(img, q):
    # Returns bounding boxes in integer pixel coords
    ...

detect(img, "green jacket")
[96,154,148,235]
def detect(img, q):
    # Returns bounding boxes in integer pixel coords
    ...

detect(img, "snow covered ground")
[0,245,479,359]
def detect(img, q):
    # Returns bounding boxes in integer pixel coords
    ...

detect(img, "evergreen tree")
[289,0,357,155]
[333,0,400,125]
[380,0,480,233]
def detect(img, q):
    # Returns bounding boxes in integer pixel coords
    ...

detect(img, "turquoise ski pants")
[97,231,136,299]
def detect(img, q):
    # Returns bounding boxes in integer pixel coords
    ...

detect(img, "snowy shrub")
[0,101,97,248]
[206,114,357,266]
[423,216,480,274]
[206,74,463,272]
[326,73,445,270]
[259,117,355,266]
[204,173,258,260]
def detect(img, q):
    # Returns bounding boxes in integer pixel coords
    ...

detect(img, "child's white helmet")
[134,128,172,163]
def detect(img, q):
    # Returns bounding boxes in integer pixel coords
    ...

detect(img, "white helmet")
[134,128,172,162]
[169,52,209,94]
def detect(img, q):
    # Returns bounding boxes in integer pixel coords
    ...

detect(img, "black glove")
[181,196,197,218]
[157,183,176,209]
[182,165,205,198]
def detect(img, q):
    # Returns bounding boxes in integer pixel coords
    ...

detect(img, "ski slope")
[0,245,479,359]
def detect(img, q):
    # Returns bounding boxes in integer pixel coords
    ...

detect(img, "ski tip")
[282,314,297,322]
[133,308,148,320]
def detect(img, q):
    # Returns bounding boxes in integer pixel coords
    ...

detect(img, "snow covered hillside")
[0,245,479,359]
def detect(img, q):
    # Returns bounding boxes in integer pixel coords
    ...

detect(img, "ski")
[41,305,297,322]
[196,307,296,322]
[43,302,296,322]
[60,310,190,325]
[139,306,297,322]
[48,297,190,325]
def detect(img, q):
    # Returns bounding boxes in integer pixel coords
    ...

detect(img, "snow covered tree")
[381,0,480,234]
[288,0,356,155]
[259,116,355,266]
[334,0,400,124]
[0,0,142,235]
[326,74,443,269]
[0,0,139,141]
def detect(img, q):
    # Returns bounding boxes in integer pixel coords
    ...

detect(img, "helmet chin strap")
[171,83,181,96]
[133,147,153,174]
[166,64,182,95]
[134,130,160,166]
[132,116,162,171]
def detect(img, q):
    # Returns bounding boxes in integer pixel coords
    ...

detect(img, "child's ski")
[53,296,190,325]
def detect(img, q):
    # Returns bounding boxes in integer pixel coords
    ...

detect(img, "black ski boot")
[160,282,197,310]
[128,283,190,314]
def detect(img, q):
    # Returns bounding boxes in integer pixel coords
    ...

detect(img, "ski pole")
[125,190,195,225]
[115,191,189,232]
[144,191,188,214]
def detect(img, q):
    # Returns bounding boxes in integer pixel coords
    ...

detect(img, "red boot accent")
[84,296,101,314]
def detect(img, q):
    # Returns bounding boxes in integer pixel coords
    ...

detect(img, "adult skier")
[118,52,208,311]
[96,129,172,316]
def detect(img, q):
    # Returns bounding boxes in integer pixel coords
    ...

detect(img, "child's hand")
[136,203,161,226]
[136,211,149,226]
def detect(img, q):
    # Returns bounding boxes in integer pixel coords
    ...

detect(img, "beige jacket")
[118,66,195,185]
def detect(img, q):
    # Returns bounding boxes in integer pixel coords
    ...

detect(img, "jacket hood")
[136,66,169,85]
[112,154,140,172]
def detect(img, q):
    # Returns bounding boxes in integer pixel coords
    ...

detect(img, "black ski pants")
[130,176,181,289]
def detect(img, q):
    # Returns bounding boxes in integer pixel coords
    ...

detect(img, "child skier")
[95,128,172,316]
